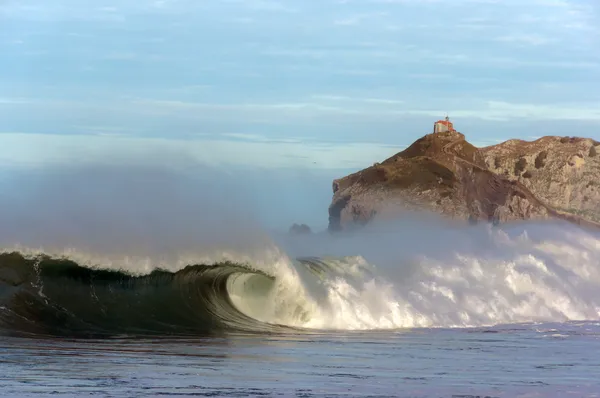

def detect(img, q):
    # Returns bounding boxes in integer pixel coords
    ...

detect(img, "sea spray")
[2,218,600,336]
[2,164,600,336]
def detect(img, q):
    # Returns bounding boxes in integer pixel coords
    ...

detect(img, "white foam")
[4,220,600,331]
[276,221,600,330]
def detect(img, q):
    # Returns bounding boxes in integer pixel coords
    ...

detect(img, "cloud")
[127,98,364,121]
[481,101,600,121]
[219,0,298,12]
[0,132,398,170]
[0,2,126,22]
[0,98,36,105]
[102,52,139,60]
[1,0,599,157]
[135,97,600,122]
[400,101,600,122]
[311,95,405,106]
[221,133,303,143]
[333,11,388,26]
[495,34,554,46]
[3,94,600,133]
[70,125,142,136]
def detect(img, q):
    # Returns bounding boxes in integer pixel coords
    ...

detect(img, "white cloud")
[0,132,397,170]
[401,101,600,122]
[2,0,599,154]
[4,95,600,126]
[0,98,37,105]
[102,52,138,60]
[221,133,303,143]
[152,0,174,8]
[128,98,363,120]
[70,125,142,135]
[496,34,554,46]
[143,97,600,122]
[483,101,600,121]
[333,11,388,26]
[311,95,405,105]
[333,69,380,76]
[334,18,359,26]
[219,0,297,12]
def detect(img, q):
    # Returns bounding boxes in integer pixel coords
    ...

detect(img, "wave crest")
[0,252,298,337]
[3,221,600,337]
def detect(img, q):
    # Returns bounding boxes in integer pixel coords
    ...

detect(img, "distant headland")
[329,117,600,231]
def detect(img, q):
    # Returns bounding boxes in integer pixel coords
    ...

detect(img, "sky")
[1,0,600,230]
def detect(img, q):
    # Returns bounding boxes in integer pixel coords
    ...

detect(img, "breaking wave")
[2,220,600,338]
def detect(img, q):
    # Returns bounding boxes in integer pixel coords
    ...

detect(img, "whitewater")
[2,218,600,336]
[2,166,600,397]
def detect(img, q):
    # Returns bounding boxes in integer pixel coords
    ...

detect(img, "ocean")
[2,323,600,397]
[1,168,600,397]
[2,219,600,397]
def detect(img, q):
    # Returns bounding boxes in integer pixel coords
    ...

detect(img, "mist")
[278,210,600,284]
[0,150,345,263]
[2,151,600,328]
[4,145,598,284]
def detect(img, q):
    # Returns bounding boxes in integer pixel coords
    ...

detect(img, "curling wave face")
[2,220,600,338]
[0,252,312,337]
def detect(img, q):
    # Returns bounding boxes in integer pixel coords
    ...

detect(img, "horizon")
[2,0,599,230]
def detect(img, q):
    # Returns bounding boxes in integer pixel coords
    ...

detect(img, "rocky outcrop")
[481,136,600,223]
[289,223,312,235]
[328,131,600,231]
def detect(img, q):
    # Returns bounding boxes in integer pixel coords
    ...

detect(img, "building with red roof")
[433,116,456,134]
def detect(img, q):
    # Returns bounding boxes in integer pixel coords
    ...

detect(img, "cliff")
[481,136,600,223]
[329,131,600,231]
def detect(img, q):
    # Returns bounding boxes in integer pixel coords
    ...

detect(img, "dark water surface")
[2,323,600,397]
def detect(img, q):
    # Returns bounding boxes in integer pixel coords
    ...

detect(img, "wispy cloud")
[129,98,364,116]
[1,0,599,157]
[333,11,388,26]
[0,132,397,170]
[70,125,142,136]
[311,95,405,106]
[221,133,303,143]
[400,101,600,122]
[495,34,554,46]
[220,0,298,12]
[0,98,38,105]
[5,94,599,127]
[135,97,600,122]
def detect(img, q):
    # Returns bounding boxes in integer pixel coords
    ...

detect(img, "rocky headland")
[328,128,600,231]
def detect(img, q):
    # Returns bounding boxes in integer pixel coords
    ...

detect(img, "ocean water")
[2,168,600,397]
[2,219,600,397]
[2,323,600,398]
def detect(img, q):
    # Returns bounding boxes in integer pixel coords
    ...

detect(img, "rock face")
[481,136,600,223]
[329,131,600,231]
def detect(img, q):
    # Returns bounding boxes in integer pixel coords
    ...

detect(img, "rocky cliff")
[328,131,600,231]
[481,136,600,223]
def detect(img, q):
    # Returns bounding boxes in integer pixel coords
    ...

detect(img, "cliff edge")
[329,130,600,231]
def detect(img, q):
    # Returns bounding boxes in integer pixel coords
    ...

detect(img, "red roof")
[435,120,453,126]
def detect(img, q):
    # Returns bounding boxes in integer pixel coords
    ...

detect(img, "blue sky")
[1,0,599,229]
